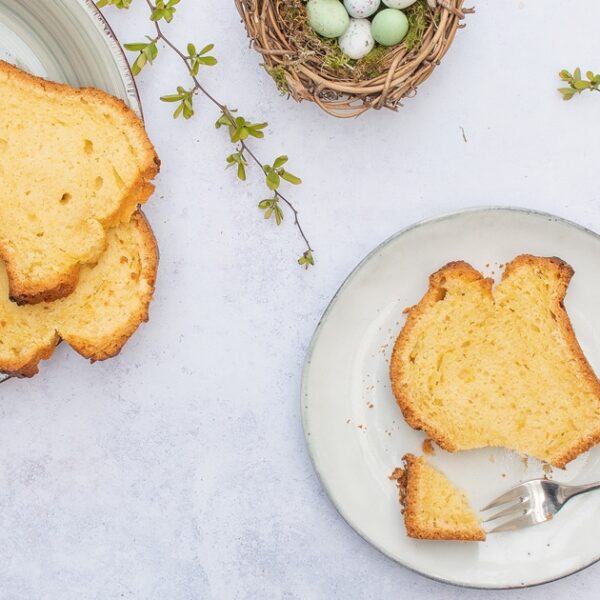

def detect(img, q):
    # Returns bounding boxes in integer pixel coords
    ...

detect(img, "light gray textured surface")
[2,0,600,598]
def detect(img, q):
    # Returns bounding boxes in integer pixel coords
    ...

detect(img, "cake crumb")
[346,419,351,424]
[389,467,403,481]
[422,438,435,455]
[501,473,506,478]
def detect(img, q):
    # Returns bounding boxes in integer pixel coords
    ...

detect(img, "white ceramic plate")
[0,0,139,385]
[302,207,600,589]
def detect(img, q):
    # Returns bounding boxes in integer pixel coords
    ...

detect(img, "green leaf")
[199,44,215,55]
[237,163,246,181]
[574,67,582,82]
[131,53,147,75]
[266,170,280,190]
[574,80,591,90]
[187,43,196,57]
[197,56,218,66]
[281,170,302,185]
[559,69,572,81]
[258,199,272,209]
[274,205,284,225]
[273,155,288,169]
[124,42,148,51]
[160,93,183,102]
[248,129,264,139]
[248,123,268,138]
[215,114,232,129]
[558,87,575,100]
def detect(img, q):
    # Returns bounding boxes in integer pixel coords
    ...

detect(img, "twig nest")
[235,0,473,118]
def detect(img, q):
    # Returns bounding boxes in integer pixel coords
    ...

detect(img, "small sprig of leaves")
[559,68,600,101]
[98,0,314,268]
[159,86,194,119]
[150,0,180,23]
[123,38,158,75]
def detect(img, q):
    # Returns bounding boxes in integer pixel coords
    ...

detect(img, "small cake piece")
[390,255,600,469]
[0,60,159,303]
[0,212,158,377]
[391,454,485,541]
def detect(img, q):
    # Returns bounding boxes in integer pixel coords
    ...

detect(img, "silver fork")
[481,479,600,533]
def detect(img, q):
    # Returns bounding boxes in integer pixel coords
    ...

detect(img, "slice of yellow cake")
[390,255,600,469]
[0,60,159,304]
[391,454,485,541]
[0,212,158,377]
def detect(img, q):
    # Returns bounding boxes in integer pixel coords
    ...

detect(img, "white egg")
[382,0,418,8]
[343,0,380,19]
[338,18,375,60]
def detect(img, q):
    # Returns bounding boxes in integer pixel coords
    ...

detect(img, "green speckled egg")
[307,0,350,39]
[371,8,409,46]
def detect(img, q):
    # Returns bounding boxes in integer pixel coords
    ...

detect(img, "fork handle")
[564,481,600,502]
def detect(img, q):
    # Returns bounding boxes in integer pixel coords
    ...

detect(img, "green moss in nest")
[354,46,392,80]
[279,0,353,74]
[323,45,351,70]
[404,0,430,50]
[266,66,290,94]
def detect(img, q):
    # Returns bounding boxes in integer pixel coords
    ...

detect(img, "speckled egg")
[343,0,380,19]
[371,8,409,46]
[307,0,350,39]
[338,18,375,60]
[382,0,417,8]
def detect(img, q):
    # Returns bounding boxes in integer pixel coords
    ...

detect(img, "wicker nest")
[235,0,473,118]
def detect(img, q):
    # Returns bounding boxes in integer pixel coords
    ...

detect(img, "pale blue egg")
[371,8,409,46]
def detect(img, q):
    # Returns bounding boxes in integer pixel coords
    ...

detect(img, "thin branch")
[143,0,313,255]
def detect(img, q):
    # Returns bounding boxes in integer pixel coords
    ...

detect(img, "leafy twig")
[559,68,600,101]
[97,0,314,268]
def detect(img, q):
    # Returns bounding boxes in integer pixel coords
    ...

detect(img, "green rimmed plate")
[0,0,140,115]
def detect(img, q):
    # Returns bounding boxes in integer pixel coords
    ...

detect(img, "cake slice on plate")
[390,255,600,468]
[391,454,485,541]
